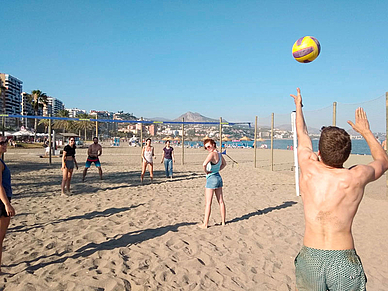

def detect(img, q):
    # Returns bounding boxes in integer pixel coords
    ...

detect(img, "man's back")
[291,88,388,290]
[300,157,368,250]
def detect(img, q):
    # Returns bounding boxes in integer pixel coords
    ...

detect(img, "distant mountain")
[173,112,219,123]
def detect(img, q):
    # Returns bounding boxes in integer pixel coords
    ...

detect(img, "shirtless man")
[291,88,388,291]
[82,137,103,181]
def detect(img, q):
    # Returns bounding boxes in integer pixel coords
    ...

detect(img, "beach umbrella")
[173,136,180,141]
[240,136,252,141]
[256,138,264,142]
[222,136,231,141]
[202,136,211,140]
[13,130,34,136]
[162,136,172,141]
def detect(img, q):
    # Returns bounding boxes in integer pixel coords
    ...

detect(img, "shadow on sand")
[228,200,297,224]
[8,204,144,233]
[7,221,196,273]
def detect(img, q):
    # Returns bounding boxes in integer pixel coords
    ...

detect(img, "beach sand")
[1,144,387,290]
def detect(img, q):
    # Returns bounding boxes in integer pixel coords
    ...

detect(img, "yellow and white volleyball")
[292,36,321,63]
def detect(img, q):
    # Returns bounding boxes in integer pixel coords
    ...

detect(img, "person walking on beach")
[61,137,78,195]
[199,138,226,229]
[141,138,155,184]
[291,88,388,291]
[160,140,175,179]
[82,137,103,181]
[0,136,15,273]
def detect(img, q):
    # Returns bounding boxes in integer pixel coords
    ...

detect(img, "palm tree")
[38,118,51,133]
[74,113,94,140]
[53,110,74,133]
[27,90,48,141]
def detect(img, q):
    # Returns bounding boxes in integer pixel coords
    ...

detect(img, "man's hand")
[347,107,370,136]
[5,203,15,217]
[290,87,303,106]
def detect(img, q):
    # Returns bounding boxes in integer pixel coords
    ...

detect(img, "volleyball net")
[0,93,386,173]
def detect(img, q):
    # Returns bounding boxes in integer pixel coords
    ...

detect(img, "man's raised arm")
[290,88,313,152]
[348,107,388,181]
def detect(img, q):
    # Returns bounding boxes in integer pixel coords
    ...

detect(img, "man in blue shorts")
[82,137,103,181]
[291,88,388,291]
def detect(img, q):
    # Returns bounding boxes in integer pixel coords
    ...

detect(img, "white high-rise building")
[21,92,35,128]
[0,73,22,115]
[0,73,23,128]
[66,108,87,118]
[46,96,65,116]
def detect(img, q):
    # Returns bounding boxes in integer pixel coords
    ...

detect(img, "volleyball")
[292,36,321,63]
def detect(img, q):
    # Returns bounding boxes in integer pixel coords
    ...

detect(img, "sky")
[2,0,387,127]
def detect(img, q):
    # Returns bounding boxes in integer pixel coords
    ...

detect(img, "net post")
[291,111,300,196]
[254,116,258,168]
[271,113,274,171]
[48,114,52,165]
[181,117,184,165]
[95,121,98,138]
[219,117,222,149]
[333,102,337,126]
[140,117,143,148]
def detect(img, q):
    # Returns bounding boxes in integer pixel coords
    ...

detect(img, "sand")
[1,144,387,290]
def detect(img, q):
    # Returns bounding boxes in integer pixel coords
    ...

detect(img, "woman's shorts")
[0,197,11,217]
[65,160,74,169]
[205,173,223,189]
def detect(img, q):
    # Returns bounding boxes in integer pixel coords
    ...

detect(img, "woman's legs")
[164,158,169,177]
[61,168,69,194]
[66,169,74,193]
[215,187,226,225]
[200,188,214,228]
[140,161,147,183]
[148,163,154,182]
[169,159,173,178]
[0,216,10,272]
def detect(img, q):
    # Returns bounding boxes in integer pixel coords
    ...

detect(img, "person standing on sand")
[141,138,155,184]
[160,140,175,179]
[291,88,388,291]
[0,136,15,273]
[199,138,226,229]
[61,137,78,195]
[82,137,103,181]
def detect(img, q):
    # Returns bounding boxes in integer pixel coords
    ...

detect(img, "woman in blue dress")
[199,138,227,229]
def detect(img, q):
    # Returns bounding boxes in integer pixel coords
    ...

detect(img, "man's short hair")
[319,126,351,168]
[93,137,98,140]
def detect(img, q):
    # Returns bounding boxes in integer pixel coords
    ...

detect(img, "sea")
[181,139,378,156]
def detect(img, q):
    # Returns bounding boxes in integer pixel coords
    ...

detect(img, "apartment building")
[66,108,87,118]
[0,73,23,127]
[45,96,65,116]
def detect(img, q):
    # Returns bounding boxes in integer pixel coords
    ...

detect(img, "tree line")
[27,90,94,141]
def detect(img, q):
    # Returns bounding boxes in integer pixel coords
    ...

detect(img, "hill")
[173,112,219,123]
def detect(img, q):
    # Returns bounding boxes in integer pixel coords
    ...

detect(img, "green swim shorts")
[294,246,367,291]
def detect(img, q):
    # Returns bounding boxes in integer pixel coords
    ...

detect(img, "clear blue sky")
[2,0,387,123]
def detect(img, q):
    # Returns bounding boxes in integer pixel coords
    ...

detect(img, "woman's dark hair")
[146,138,151,142]
[165,140,170,144]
